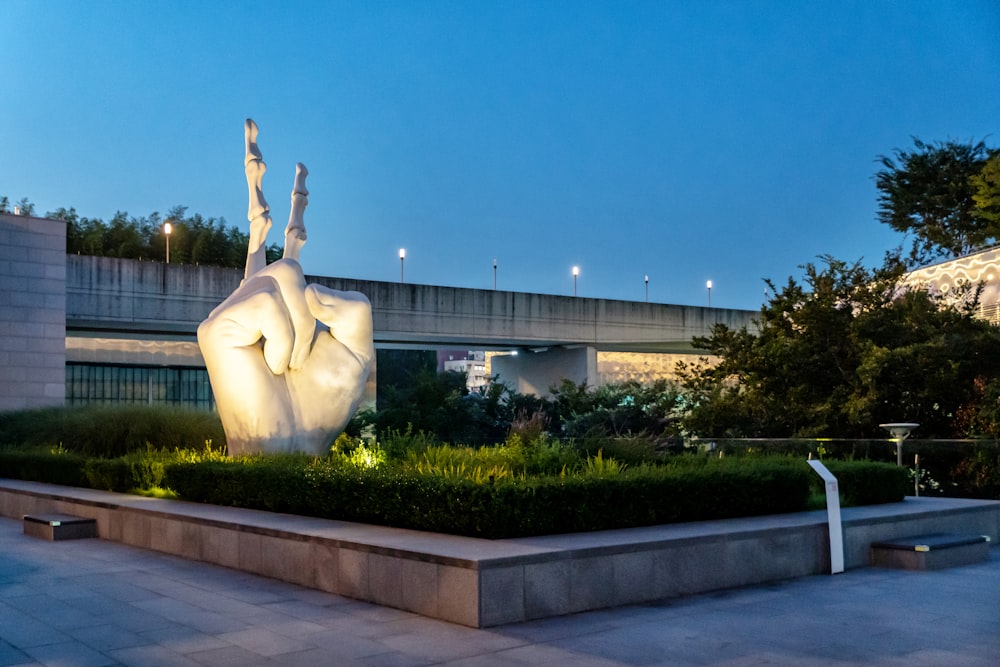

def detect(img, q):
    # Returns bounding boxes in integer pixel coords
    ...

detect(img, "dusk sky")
[2,1,998,309]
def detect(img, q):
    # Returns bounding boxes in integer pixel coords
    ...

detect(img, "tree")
[678,256,1000,438]
[0,196,35,216]
[971,152,1000,226]
[45,202,283,268]
[875,138,995,265]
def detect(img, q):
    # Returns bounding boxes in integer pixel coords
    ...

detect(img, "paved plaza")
[0,516,997,666]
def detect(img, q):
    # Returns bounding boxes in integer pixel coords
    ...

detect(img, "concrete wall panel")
[0,213,66,411]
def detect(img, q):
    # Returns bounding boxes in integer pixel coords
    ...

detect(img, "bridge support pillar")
[492,346,597,396]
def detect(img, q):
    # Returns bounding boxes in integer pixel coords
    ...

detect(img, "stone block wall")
[0,213,67,411]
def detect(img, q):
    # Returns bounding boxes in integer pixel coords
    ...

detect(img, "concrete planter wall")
[1,479,996,627]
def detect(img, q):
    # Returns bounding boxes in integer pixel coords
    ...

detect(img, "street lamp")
[572,266,580,296]
[399,248,406,283]
[706,280,712,306]
[645,274,649,303]
[164,222,172,264]
[879,423,919,467]
[493,258,497,290]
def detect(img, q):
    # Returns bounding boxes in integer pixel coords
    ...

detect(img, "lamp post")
[164,222,172,264]
[399,248,406,283]
[645,274,649,303]
[879,423,919,467]
[572,266,579,297]
[493,258,497,290]
[706,280,712,306]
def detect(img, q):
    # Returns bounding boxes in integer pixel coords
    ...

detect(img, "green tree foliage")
[2,196,282,269]
[366,352,683,447]
[0,196,35,216]
[971,153,1000,226]
[678,256,1000,439]
[875,138,997,265]
[373,366,515,445]
[548,378,681,439]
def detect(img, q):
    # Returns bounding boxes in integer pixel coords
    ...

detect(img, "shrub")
[0,446,88,486]
[949,448,1000,499]
[821,460,909,505]
[0,405,226,457]
[163,455,814,538]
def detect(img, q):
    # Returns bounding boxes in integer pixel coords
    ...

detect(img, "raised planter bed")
[1,479,997,627]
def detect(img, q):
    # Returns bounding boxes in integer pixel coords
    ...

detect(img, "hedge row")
[161,457,831,538]
[0,447,176,493]
[0,448,908,539]
[703,439,1000,499]
[820,460,911,506]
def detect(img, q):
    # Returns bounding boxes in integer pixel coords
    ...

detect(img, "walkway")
[0,516,997,666]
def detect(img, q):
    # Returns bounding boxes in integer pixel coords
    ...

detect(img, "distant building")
[440,351,489,391]
[903,247,1000,325]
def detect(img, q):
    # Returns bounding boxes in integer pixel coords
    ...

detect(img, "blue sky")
[2,1,998,309]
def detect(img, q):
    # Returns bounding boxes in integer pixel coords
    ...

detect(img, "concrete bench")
[870,533,990,571]
[23,514,97,541]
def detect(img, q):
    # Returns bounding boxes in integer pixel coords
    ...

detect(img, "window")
[66,363,215,410]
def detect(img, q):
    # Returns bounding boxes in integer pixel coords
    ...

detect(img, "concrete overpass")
[66,255,757,394]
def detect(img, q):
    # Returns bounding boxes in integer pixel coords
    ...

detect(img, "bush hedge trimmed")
[158,456,817,538]
[821,460,909,506]
[0,448,909,539]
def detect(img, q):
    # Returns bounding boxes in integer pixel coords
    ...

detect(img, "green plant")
[580,450,626,477]
[0,405,226,457]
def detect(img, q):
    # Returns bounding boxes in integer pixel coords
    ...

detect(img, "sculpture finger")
[244,118,271,280]
[199,275,296,375]
[283,163,309,262]
[305,284,375,368]
[253,259,316,371]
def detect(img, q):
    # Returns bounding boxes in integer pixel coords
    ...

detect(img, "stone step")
[870,533,990,570]
[23,514,97,541]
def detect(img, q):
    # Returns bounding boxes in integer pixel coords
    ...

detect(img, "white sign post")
[807,459,845,574]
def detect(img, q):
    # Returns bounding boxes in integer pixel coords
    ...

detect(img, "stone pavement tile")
[98,608,181,635]
[304,629,405,660]
[130,598,250,635]
[454,648,623,667]
[140,626,231,655]
[116,573,210,601]
[378,624,528,664]
[436,652,540,667]
[263,647,370,667]
[495,612,620,644]
[0,639,34,667]
[215,627,317,658]
[171,590,266,618]
[26,578,96,602]
[22,639,118,667]
[63,592,153,618]
[469,643,593,666]
[0,606,72,650]
[878,649,998,667]
[355,652,436,667]
[108,644,200,667]
[4,594,108,633]
[65,624,151,653]
[257,599,353,624]
[185,644,276,667]
[245,615,328,640]
[547,623,745,667]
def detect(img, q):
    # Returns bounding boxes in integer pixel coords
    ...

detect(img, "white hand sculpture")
[198,119,374,456]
